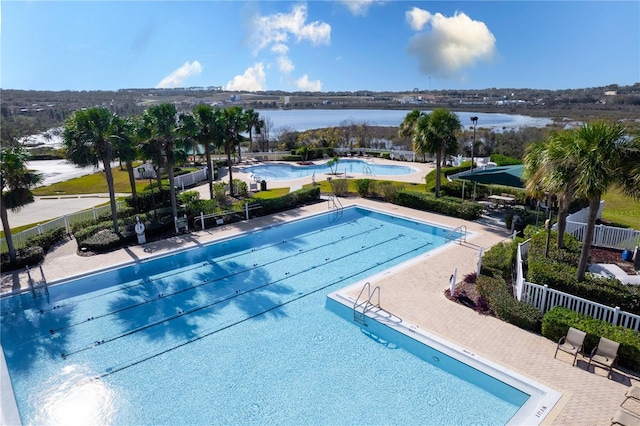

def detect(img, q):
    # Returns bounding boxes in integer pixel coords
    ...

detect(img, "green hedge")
[0,246,45,271]
[477,272,541,331]
[481,240,518,281]
[26,227,67,253]
[394,190,483,220]
[542,306,640,371]
[255,187,321,216]
[490,154,522,166]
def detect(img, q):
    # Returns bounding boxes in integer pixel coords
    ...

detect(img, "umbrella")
[449,164,525,188]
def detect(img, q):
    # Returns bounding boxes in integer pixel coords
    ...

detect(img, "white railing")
[520,281,640,332]
[174,168,208,190]
[565,221,640,251]
[514,239,530,301]
[1,201,126,252]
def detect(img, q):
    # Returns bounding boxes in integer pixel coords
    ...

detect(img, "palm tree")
[192,104,221,199]
[401,108,460,197]
[1,146,43,262]
[569,122,637,281]
[111,115,141,212]
[523,130,579,249]
[222,106,246,196]
[63,107,120,233]
[142,103,186,223]
[244,109,262,153]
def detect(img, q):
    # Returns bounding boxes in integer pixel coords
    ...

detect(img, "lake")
[255,109,552,132]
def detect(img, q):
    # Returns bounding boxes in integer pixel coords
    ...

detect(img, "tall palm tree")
[1,146,43,262]
[111,115,141,212]
[63,107,120,233]
[401,108,460,197]
[569,122,636,281]
[222,106,246,196]
[143,103,183,222]
[192,104,221,199]
[244,109,262,153]
[523,130,579,249]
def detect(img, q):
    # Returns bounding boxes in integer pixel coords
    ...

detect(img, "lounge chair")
[611,408,640,426]
[588,336,620,378]
[621,386,640,407]
[554,327,587,366]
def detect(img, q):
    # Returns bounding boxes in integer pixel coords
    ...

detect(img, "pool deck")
[3,167,640,425]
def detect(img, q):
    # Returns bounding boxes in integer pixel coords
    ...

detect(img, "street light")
[470,116,478,172]
[138,166,157,219]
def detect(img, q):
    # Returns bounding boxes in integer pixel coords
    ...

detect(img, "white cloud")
[295,74,322,92]
[405,7,431,31]
[339,0,383,16]
[155,60,202,88]
[278,56,295,73]
[252,4,330,54]
[406,10,497,79]
[225,63,266,91]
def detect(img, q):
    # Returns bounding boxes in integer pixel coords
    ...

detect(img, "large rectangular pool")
[0,206,559,425]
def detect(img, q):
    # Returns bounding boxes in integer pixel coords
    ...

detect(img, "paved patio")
[2,165,640,425]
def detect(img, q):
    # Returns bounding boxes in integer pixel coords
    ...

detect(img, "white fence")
[565,221,640,251]
[175,168,208,191]
[514,238,640,332]
[1,201,126,252]
[520,281,640,332]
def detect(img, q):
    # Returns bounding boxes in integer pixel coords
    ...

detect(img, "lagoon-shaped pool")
[244,159,416,181]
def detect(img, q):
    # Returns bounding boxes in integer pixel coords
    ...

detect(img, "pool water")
[1,207,527,425]
[244,158,416,181]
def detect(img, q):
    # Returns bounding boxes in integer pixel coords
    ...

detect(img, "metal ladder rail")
[445,225,467,244]
[353,282,381,325]
[327,195,343,212]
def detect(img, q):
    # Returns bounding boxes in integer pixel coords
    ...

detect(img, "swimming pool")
[244,159,416,181]
[0,206,558,424]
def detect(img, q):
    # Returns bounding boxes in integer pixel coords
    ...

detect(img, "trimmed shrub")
[255,187,321,216]
[481,240,518,281]
[541,306,640,371]
[394,190,483,220]
[354,179,374,197]
[330,179,349,197]
[477,273,541,331]
[282,155,303,162]
[375,181,400,203]
[0,246,45,271]
[25,227,67,253]
[490,154,522,166]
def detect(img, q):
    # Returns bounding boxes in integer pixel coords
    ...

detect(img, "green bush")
[477,273,541,331]
[0,246,45,271]
[541,306,640,371]
[380,152,391,160]
[25,227,67,253]
[394,190,483,220]
[330,179,349,196]
[490,154,522,166]
[375,181,399,203]
[481,240,518,281]
[282,155,303,162]
[354,179,374,197]
[256,187,321,215]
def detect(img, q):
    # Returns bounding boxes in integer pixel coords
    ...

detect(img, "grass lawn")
[32,166,148,196]
[601,187,640,230]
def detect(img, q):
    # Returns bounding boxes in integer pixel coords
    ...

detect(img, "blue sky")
[2,1,638,92]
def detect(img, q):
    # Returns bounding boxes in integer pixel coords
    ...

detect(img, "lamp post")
[138,166,157,219]
[470,116,478,172]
